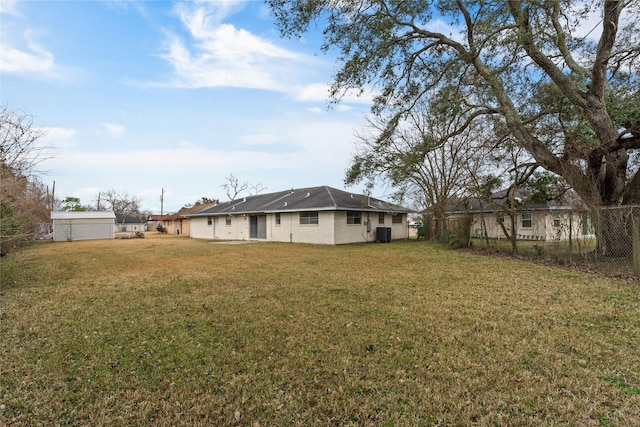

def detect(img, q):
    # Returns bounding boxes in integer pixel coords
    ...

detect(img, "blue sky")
[1,0,375,213]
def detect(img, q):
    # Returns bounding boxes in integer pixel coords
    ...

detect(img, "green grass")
[1,236,639,426]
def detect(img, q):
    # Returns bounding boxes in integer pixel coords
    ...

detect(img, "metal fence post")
[569,212,573,266]
[633,210,640,277]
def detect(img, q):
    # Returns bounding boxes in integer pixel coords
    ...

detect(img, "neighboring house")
[146,214,165,233]
[115,214,147,232]
[147,213,182,234]
[187,185,412,245]
[446,190,595,241]
[147,203,218,235]
[51,211,116,242]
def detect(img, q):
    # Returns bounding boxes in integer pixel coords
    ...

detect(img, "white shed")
[51,211,116,242]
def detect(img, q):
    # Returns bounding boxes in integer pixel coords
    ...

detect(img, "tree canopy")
[268,0,640,207]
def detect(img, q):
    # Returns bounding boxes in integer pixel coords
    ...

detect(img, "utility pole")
[160,188,164,235]
[50,180,55,212]
[160,188,164,218]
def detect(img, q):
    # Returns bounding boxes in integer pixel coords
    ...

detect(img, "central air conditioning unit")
[376,227,391,243]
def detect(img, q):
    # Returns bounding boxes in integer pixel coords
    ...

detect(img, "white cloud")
[294,82,330,102]
[0,0,20,16]
[0,30,54,74]
[39,116,362,212]
[102,123,126,138]
[159,1,305,91]
[39,126,76,141]
[38,126,77,150]
[238,133,282,146]
[0,4,80,80]
[293,82,374,106]
[335,104,354,112]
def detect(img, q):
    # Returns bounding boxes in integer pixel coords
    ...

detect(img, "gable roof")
[187,186,412,217]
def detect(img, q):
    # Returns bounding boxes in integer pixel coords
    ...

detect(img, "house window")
[300,211,318,225]
[392,214,403,224]
[347,211,361,224]
[521,212,532,228]
[378,213,385,224]
[275,213,281,226]
[207,216,212,226]
[497,214,505,224]
[226,215,232,226]
[552,214,560,227]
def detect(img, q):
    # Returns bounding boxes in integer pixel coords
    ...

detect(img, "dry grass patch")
[1,237,639,426]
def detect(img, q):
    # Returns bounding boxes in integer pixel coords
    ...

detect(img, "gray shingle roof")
[446,189,588,214]
[187,186,411,216]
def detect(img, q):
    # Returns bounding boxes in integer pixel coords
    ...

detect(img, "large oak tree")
[268,0,639,208]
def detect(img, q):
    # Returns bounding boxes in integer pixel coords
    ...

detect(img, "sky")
[1,1,618,214]
[1,0,376,213]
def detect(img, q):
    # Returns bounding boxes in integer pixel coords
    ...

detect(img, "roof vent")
[303,192,310,199]
[284,202,287,207]
[350,194,354,198]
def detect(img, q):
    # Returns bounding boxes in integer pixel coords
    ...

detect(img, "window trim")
[392,214,403,224]
[275,212,281,226]
[299,211,319,225]
[347,211,362,225]
[521,211,532,228]
[207,216,213,226]
[378,213,385,224]
[225,215,232,226]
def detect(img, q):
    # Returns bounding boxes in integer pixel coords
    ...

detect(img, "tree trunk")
[593,207,635,258]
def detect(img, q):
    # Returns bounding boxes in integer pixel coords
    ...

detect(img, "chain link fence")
[436,205,640,279]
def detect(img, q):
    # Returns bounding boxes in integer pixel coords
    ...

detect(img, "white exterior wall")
[390,215,409,240]
[116,223,145,232]
[517,212,546,240]
[189,211,408,244]
[190,216,214,239]
[470,210,590,241]
[190,215,250,240]
[267,211,335,244]
[333,211,374,244]
[53,218,115,242]
[268,212,298,243]
[542,211,593,241]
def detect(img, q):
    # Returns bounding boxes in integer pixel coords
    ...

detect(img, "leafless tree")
[346,99,488,239]
[0,106,49,177]
[222,173,266,200]
[1,106,52,254]
[99,189,141,217]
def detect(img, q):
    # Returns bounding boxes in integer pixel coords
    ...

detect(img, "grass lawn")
[1,235,639,426]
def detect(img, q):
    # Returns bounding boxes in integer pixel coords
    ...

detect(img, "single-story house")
[187,186,412,245]
[51,211,116,242]
[446,190,595,241]
[115,214,147,232]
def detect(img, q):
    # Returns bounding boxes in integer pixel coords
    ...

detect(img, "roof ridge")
[324,185,338,207]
